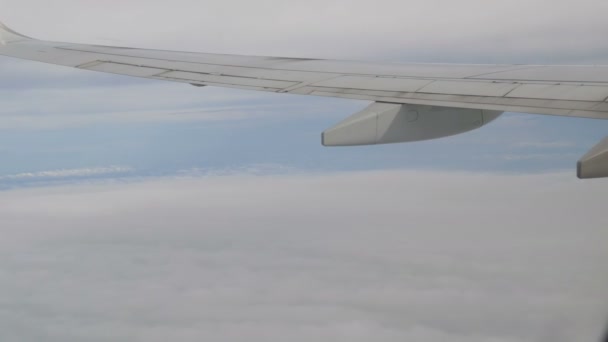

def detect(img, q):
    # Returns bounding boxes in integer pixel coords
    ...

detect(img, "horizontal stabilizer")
[322,102,501,146]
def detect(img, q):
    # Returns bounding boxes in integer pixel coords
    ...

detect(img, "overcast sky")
[0,1,607,341]
[1,171,607,342]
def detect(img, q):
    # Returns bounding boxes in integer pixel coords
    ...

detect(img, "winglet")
[0,21,31,45]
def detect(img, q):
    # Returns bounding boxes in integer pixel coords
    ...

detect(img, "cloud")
[513,141,577,149]
[495,153,580,162]
[0,166,137,191]
[0,166,133,181]
[0,170,606,342]
[4,0,608,63]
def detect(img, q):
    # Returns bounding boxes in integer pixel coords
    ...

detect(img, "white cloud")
[0,166,133,180]
[513,141,577,149]
[0,170,606,342]
[496,153,580,162]
[3,0,607,63]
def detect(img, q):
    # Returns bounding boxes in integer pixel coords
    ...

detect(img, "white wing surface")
[0,21,607,178]
[1,22,607,119]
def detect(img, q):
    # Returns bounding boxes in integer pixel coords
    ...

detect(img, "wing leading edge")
[0,21,607,178]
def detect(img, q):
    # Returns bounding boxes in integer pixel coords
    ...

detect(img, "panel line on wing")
[154,76,283,91]
[279,75,343,94]
[93,60,315,84]
[464,65,546,79]
[79,61,170,77]
[54,47,608,89]
[311,75,434,93]
[417,80,520,97]
[505,84,608,102]
[77,59,302,90]
[308,90,608,119]
[76,60,106,69]
[157,70,297,90]
[56,46,346,77]
[306,86,606,113]
[308,80,608,103]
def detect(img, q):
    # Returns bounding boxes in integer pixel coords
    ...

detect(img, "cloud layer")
[4,0,608,63]
[0,171,606,342]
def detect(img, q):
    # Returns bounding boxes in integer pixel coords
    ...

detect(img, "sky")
[0,0,607,341]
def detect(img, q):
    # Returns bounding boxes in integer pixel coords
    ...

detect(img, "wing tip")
[0,20,31,44]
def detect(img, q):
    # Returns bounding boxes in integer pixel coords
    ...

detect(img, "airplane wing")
[0,21,607,179]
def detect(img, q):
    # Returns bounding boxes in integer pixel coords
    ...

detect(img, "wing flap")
[312,76,432,92]
[470,65,608,83]
[81,61,169,77]
[505,84,608,102]
[158,70,298,90]
[416,80,519,97]
[308,89,608,119]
